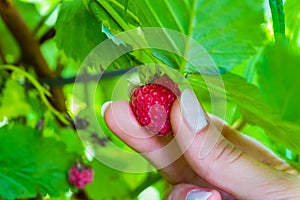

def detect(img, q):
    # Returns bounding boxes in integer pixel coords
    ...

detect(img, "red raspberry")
[68,163,94,189]
[130,75,180,136]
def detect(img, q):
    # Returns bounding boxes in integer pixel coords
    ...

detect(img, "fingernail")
[186,190,212,200]
[180,89,207,133]
[101,101,112,117]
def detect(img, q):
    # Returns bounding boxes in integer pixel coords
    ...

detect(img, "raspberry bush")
[0,0,300,199]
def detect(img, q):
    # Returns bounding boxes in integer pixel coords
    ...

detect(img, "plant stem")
[129,173,162,198]
[0,65,70,125]
[232,118,247,131]
[268,0,286,41]
[0,0,68,124]
[41,67,135,87]
[39,27,56,44]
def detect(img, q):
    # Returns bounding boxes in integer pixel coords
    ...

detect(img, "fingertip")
[102,100,169,153]
[165,183,222,200]
[101,101,112,117]
[102,100,140,135]
[186,189,222,200]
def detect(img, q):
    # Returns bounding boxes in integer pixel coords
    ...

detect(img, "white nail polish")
[186,190,211,200]
[101,101,112,117]
[180,89,207,133]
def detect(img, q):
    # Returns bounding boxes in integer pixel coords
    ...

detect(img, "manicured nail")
[180,89,207,133]
[186,190,212,200]
[101,101,112,117]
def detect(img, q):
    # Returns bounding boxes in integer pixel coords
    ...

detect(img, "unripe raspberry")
[68,163,93,189]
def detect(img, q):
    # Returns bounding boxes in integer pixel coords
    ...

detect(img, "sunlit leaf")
[127,0,266,72]
[85,160,130,199]
[0,79,31,119]
[258,43,300,123]
[55,0,139,69]
[0,20,20,61]
[40,40,59,70]
[0,124,77,199]
[55,0,105,62]
[284,0,300,47]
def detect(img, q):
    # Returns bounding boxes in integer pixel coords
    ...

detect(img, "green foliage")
[284,0,300,47]
[0,79,31,119]
[258,43,300,123]
[55,0,140,69]
[268,0,285,40]
[14,0,41,30]
[0,0,300,199]
[55,0,105,62]
[0,20,19,62]
[88,0,140,30]
[0,124,76,199]
[123,0,266,71]
[85,160,131,199]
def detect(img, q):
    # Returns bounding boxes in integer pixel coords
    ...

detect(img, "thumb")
[171,89,299,200]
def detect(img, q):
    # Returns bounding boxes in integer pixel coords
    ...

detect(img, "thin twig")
[39,27,55,44]
[41,67,135,87]
[0,0,68,124]
[232,118,247,131]
[0,65,70,125]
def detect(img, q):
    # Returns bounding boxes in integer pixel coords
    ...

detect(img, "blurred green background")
[0,0,300,199]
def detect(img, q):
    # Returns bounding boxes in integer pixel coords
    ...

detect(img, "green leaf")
[55,0,105,62]
[0,124,77,199]
[0,79,31,119]
[88,0,140,31]
[43,126,85,156]
[188,72,300,157]
[40,40,59,70]
[258,43,300,123]
[268,0,286,41]
[14,0,41,30]
[85,160,131,199]
[101,24,126,46]
[127,0,265,72]
[284,0,300,46]
[55,0,140,69]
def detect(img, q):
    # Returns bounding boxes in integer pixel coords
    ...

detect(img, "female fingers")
[170,89,300,200]
[209,114,300,176]
[103,100,209,186]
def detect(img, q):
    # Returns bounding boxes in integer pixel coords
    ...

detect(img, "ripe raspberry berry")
[68,163,94,189]
[130,74,180,136]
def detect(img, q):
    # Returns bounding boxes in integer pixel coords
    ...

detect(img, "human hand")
[102,89,300,200]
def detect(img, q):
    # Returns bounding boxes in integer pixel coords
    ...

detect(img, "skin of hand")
[102,89,300,200]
